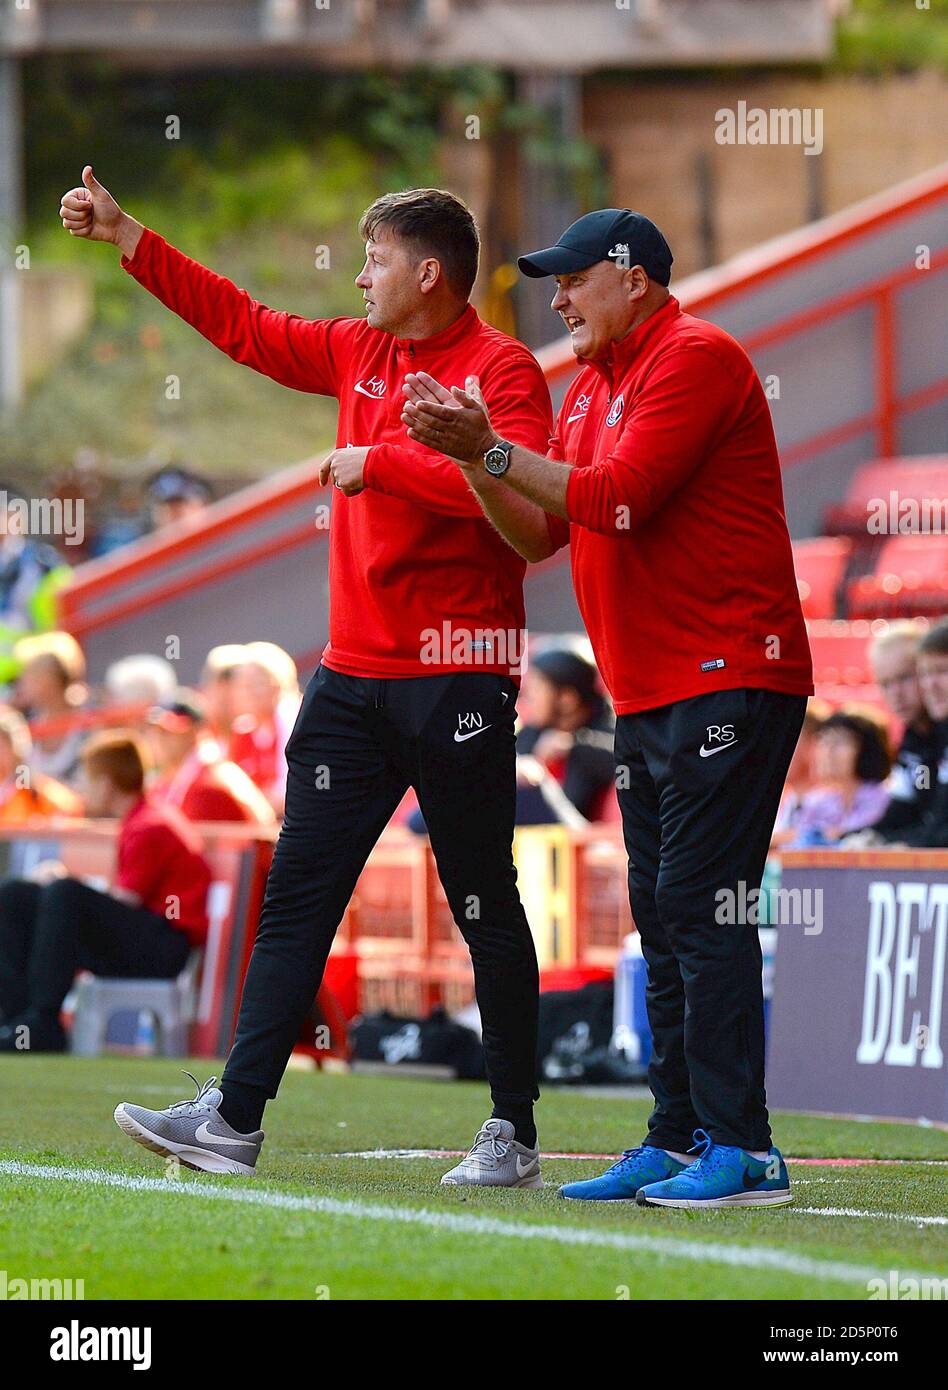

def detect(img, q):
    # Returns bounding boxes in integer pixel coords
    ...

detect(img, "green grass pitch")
[1,1056,946,1301]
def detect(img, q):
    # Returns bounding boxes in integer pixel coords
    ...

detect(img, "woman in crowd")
[0,706,83,823]
[790,708,891,846]
[13,631,89,787]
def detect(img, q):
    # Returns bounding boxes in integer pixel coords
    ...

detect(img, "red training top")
[547,296,813,715]
[151,745,275,827]
[114,796,212,945]
[122,231,554,678]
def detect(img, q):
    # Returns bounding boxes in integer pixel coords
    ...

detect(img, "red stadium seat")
[792,537,852,619]
[824,456,948,536]
[806,618,877,685]
[847,534,948,619]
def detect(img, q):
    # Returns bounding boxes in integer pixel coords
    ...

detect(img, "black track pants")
[616,687,806,1152]
[223,665,539,1113]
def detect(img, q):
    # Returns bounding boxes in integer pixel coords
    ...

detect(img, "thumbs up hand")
[59,166,138,253]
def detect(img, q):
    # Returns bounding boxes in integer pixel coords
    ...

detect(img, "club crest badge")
[605,393,625,427]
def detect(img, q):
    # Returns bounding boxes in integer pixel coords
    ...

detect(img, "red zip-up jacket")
[547,296,813,715]
[122,230,554,678]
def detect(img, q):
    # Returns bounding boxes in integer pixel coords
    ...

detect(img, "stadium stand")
[792,538,853,619]
[823,455,948,538]
[806,618,878,685]
[847,534,948,619]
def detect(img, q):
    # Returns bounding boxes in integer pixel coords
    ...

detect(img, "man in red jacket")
[403,209,814,1210]
[60,168,554,1186]
[0,731,209,1053]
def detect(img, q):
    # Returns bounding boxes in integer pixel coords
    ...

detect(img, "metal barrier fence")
[0,820,634,1048]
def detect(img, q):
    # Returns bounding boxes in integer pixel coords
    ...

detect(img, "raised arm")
[60,165,343,396]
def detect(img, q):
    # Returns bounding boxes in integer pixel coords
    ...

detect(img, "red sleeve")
[115,822,175,903]
[122,228,351,396]
[564,346,746,535]
[362,353,554,518]
[362,443,487,518]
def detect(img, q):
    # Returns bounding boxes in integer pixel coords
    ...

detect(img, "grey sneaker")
[114,1073,263,1177]
[440,1118,542,1189]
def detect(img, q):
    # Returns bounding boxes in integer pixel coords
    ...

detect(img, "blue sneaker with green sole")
[636,1129,792,1208]
[559,1145,687,1202]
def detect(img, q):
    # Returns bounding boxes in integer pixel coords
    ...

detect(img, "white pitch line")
[796,1206,948,1227]
[0,1159,941,1288]
[316,1147,948,1167]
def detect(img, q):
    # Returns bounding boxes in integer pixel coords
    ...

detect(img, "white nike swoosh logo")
[194,1121,252,1148]
[454,725,492,743]
[699,742,738,758]
[566,410,587,423]
[354,381,385,398]
[516,1155,538,1177]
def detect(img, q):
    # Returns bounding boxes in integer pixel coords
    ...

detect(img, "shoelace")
[164,1072,219,1118]
[611,1145,652,1172]
[676,1128,729,1183]
[464,1123,512,1167]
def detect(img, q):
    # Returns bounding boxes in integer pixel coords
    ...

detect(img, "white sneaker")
[440,1118,542,1189]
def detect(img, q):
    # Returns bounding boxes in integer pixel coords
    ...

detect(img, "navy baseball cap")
[146,467,213,506]
[518,209,673,285]
[147,688,207,732]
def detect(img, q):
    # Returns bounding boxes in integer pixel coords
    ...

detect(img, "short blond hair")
[244,642,298,694]
[868,621,924,665]
[14,630,86,686]
[202,643,250,683]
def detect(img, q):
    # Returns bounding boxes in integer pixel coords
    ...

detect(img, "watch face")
[484,445,510,476]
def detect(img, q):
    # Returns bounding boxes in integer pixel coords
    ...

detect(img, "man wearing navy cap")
[146,466,214,531]
[403,208,814,1210]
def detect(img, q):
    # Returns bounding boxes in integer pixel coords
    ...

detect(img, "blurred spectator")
[771,698,831,848]
[146,466,213,531]
[146,689,275,826]
[200,644,251,743]
[870,623,928,731]
[517,644,615,820]
[406,751,587,834]
[48,449,109,563]
[104,653,177,709]
[13,631,89,786]
[0,487,72,687]
[869,623,942,844]
[510,756,590,827]
[91,477,149,557]
[228,643,301,814]
[0,730,210,1053]
[917,619,948,727]
[791,709,891,846]
[407,642,610,834]
[873,619,948,849]
[0,707,83,823]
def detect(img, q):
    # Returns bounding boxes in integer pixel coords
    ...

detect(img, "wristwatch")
[484,438,513,477]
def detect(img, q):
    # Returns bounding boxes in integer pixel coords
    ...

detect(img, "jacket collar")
[394,303,480,359]
[584,295,681,386]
